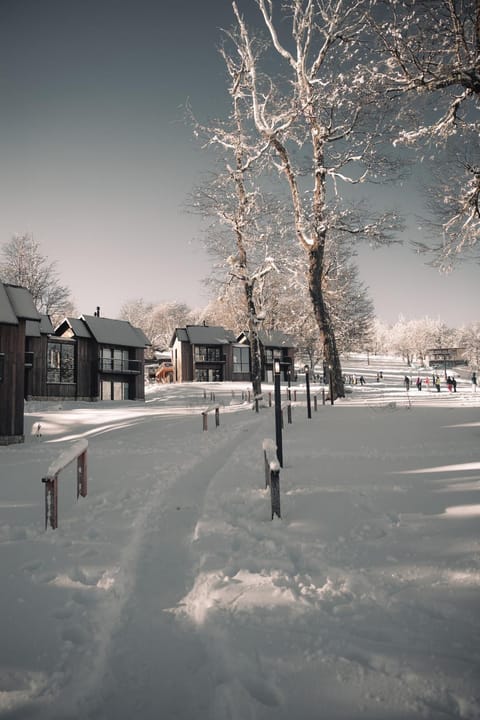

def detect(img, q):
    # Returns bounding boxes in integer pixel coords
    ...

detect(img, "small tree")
[0,233,72,318]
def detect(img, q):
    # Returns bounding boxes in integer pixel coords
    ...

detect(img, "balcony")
[99,358,141,374]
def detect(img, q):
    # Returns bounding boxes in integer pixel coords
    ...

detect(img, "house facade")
[171,325,296,383]
[171,326,236,382]
[0,283,41,444]
[237,330,296,383]
[53,315,150,401]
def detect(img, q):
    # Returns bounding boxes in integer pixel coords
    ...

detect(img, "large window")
[265,348,283,364]
[233,346,250,374]
[194,346,223,363]
[100,347,129,372]
[47,342,75,384]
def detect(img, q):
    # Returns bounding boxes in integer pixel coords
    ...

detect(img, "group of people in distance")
[403,371,478,393]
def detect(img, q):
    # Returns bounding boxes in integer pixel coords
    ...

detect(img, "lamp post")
[274,360,283,467]
[304,365,312,419]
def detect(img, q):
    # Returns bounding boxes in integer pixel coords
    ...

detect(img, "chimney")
[95,306,100,317]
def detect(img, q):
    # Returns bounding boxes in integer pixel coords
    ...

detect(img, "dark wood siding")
[0,321,26,443]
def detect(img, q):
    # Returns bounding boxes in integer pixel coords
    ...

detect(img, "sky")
[1,357,479,718]
[0,0,478,327]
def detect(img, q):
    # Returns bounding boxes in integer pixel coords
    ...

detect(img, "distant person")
[452,376,457,392]
[359,375,365,385]
[472,372,477,392]
[447,376,453,392]
[416,377,422,391]
[435,375,441,392]
[425,376,430,390]
[404,376,410,391]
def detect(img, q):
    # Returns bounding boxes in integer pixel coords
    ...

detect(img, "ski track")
[45,409,264,720]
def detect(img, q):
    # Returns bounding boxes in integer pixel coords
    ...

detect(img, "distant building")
[426,347,468,371]
[170,325,296,383]
[171,325,236,382]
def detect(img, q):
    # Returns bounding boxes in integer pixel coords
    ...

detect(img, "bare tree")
[189,40,284,398]
[0,233,73,319]
[230,0,403,398]
[119,299,193,349]
[372,0,480,267]
[119,298,157,342]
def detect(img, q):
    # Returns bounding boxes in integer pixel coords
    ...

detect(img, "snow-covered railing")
[201,405,220,431]
[262,438,281,519]
[41,439,88,530]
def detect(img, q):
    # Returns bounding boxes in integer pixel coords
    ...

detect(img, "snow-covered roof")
[81,315,150,348]
[0,283,40,323]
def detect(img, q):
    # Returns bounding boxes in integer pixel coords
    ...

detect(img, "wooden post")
[270,469,281,519]
[287,402,292,424]
[215,406,220,427]
[202,412,208,431]
[42,476,58,530]
[77,450,88,499]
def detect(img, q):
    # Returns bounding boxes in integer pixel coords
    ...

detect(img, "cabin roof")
[0,283,40,325]
[173,325,236,346]
[26,315,55,337]
[80,315,150,348]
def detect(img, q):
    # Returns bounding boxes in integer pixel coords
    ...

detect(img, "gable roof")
[0,283,40,324]
[183,325,236,346]
[0,283,19,325]
[26,315,55,337]
[55,317,92,339]
[81,315,150,348]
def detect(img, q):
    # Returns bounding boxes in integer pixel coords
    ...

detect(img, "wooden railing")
[42,439,88,530]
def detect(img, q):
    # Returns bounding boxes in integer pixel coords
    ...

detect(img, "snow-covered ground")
[1,355,479,720]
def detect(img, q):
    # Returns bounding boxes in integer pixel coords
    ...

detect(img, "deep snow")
[0,355,479,720]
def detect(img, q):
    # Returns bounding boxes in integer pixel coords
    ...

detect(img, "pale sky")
[1,0,478,327]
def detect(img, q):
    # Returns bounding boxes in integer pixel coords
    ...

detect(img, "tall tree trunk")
[245,281,263,398]
[308,244,345,398]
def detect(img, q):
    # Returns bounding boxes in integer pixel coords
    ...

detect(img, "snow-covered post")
[41,439,88,530]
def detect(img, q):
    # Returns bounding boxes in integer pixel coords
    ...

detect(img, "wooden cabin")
[237,330,296,382]
[54,315,150,401]
[171,325,236,382]
[0,282,41,444]
[170,325,296,383]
